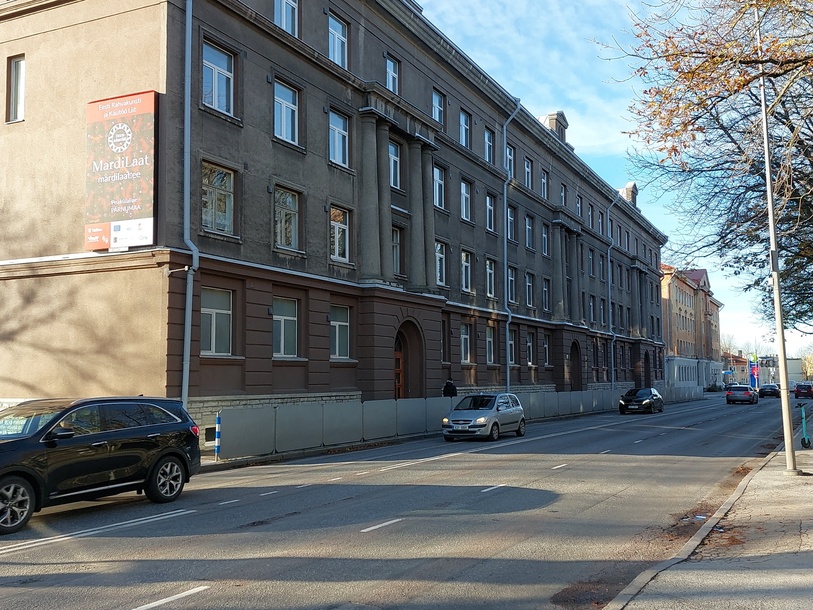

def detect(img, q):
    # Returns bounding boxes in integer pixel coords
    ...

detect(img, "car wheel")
[516,419,526,437]
[145,456,185,503]
[0,476,35,535]
[659,403,664,412]
[488,423,500,442]
[619,408,626,415]
[444,435,455,442]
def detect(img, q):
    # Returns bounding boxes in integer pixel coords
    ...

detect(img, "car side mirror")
[48,429,75,440]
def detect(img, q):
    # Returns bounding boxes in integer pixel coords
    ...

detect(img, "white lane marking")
[260,490,279,496]
[296,483,312,488]
[552,464,568,470]
[132,586,210,610]
[218,499,240,505]
[481,484,506,493]
[600,449,612,454]
[634,440,643,444]
[360,518,403,533]
[380,461,418,471]
[0,510,196,556]
[329,477,343,481]
[355,471,370,476]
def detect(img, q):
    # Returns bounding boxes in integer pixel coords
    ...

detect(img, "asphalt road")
[0,395,788,610]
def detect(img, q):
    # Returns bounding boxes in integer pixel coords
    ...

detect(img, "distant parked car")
[0,397,201,534]
[758,384,780,398]
[442,393,525,441]
[795,383,813,400]
[619,388,664,414]
[726,385,759,404]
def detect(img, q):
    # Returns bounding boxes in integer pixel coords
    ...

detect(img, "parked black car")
[758,383,780,398]
[794,383,813,400]
[0,397,200,534]
[619,388,664,414]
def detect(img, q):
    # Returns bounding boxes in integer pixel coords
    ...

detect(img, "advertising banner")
[85,91,156,251]
[749,353,759,388]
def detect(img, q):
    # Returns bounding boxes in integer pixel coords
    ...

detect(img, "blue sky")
[418,0,809,357]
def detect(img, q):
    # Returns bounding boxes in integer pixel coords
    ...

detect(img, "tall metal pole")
[754,7,799,474]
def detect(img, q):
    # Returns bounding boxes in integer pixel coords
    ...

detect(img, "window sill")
[330,258,355,269]
[200,230,242,244]
[199,104,243,127]
[274,246,306,258]
[327,161,355,176]
[200,355,246,362]
[273,136,306,155]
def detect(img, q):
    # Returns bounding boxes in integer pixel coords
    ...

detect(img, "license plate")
[453,425,468,431]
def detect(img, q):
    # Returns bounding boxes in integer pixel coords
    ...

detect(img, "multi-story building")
[1,0,667,416]
[661,266,723,389]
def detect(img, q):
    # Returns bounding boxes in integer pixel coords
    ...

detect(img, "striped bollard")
[215,413,221,461]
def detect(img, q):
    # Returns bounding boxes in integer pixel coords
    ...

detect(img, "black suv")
[0,397,201,534]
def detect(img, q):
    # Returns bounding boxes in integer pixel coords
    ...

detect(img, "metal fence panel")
[218,408,276,459]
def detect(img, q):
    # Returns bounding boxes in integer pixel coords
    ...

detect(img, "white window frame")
[435,241,447,285]
[525,215,534,249]
[460,323,472,363]
[486,258,496,298]
[389,141,401,188]
[201,287,232,356]
[576,195,583,217]
[273,297,298,357]
[560,184,567,206]
[433,165,445,209]
[274,81,298,144]
[275,0,298,36]
[527,330,535,366]
[484,128,494,163]
[507,206,515,241]
[385,55,399,93]
[525,272,535,307]
[461,250,472,292]
[328,13,348,68]
[7,55,25,122]
[506,145,515,179]
[460,180,471,221]
[392,227,402,275]
[459,110,471,148]
[540,169,548,199]
[508,266,517,303]
[542,278,551,311]
[202,43,234,115]
[524,157,533,189]
[330,206,350,262]
[432,89,445,125]
[543,333,551,365]
[508,329,517,365]
[542,223,549,255]
[274,187,299,250]
[201,162,235,235]
[329,111,349,166]
[330,305,350,358]
[486,193,496,232]
[486,326,495,364]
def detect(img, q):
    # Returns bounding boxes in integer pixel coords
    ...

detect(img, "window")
[507,206,516,241]
[202,43,234,115]
[201,162,235,235]
[328,13,348,68]
[273,297,297,356]
[542,278,551,311]
[433,165,445,209]
[588,249,594,275]
[524,157,533,189]
[589,296,596,322]
[274,187,299,249]
[541,223,549,255]
[385,55,399,93]
[460,323,472,363]
[506,145,515,179]
[625,230,631,251]
[600,299,607,325]
[274,81,298,144]
[275,0,298,36]
[330,305,350,358]
[201,288,232,355]
[525,272,535,307]
[484,128,495,163]
[543,333,551,365]
[460,180,471,221]
[330,206,349,261]
[486,193,496,232]
[540,169,549,199]
[588,204,594,228]
[599,254,605,279]
[576,195,583,217]
[560,184,567,206]
[435,242,447,285]
[508,266,517,303]
[392,227,403,275]
[525,215,534,249]
[459,110,471,148]
[432,89,445,126]
[461,251,472,292]
[486,259,496,297]
[486,326,495,364]
[527,331,535,366]
[329,111,349,166]
[598,211,605,235]
[389,141,401,188]
[508,329,517,365]
[7,55,24,122]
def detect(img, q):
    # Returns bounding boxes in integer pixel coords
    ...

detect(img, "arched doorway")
[568,341,583,391]
[394,321,425,398]
[644,350,652,387]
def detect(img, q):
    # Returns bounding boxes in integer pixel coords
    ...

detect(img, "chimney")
[540,111,568,144]
[619,181,638,206]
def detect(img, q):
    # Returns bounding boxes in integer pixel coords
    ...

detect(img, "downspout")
[503,97,521,392]
[606,196,619,394]
[181,0,200,406]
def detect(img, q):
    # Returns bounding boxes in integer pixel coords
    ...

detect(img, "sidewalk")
[607,446,813,609]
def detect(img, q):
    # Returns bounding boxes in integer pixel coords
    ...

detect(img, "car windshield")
[454,396,495,411]
[0,402,66,439]
[624,389,650,398]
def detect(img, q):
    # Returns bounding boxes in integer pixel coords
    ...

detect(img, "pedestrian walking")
[442,378,457,397]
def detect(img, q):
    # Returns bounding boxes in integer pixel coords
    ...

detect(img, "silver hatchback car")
[442,393,526,441]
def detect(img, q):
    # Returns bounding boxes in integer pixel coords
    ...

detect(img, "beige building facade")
[1,0,668,420]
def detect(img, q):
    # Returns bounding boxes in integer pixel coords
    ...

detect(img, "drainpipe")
[503,97,521,392]
[181,0,200,406]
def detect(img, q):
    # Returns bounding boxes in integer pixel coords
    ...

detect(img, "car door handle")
[91,441,108,447]
[146,433,161,438]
